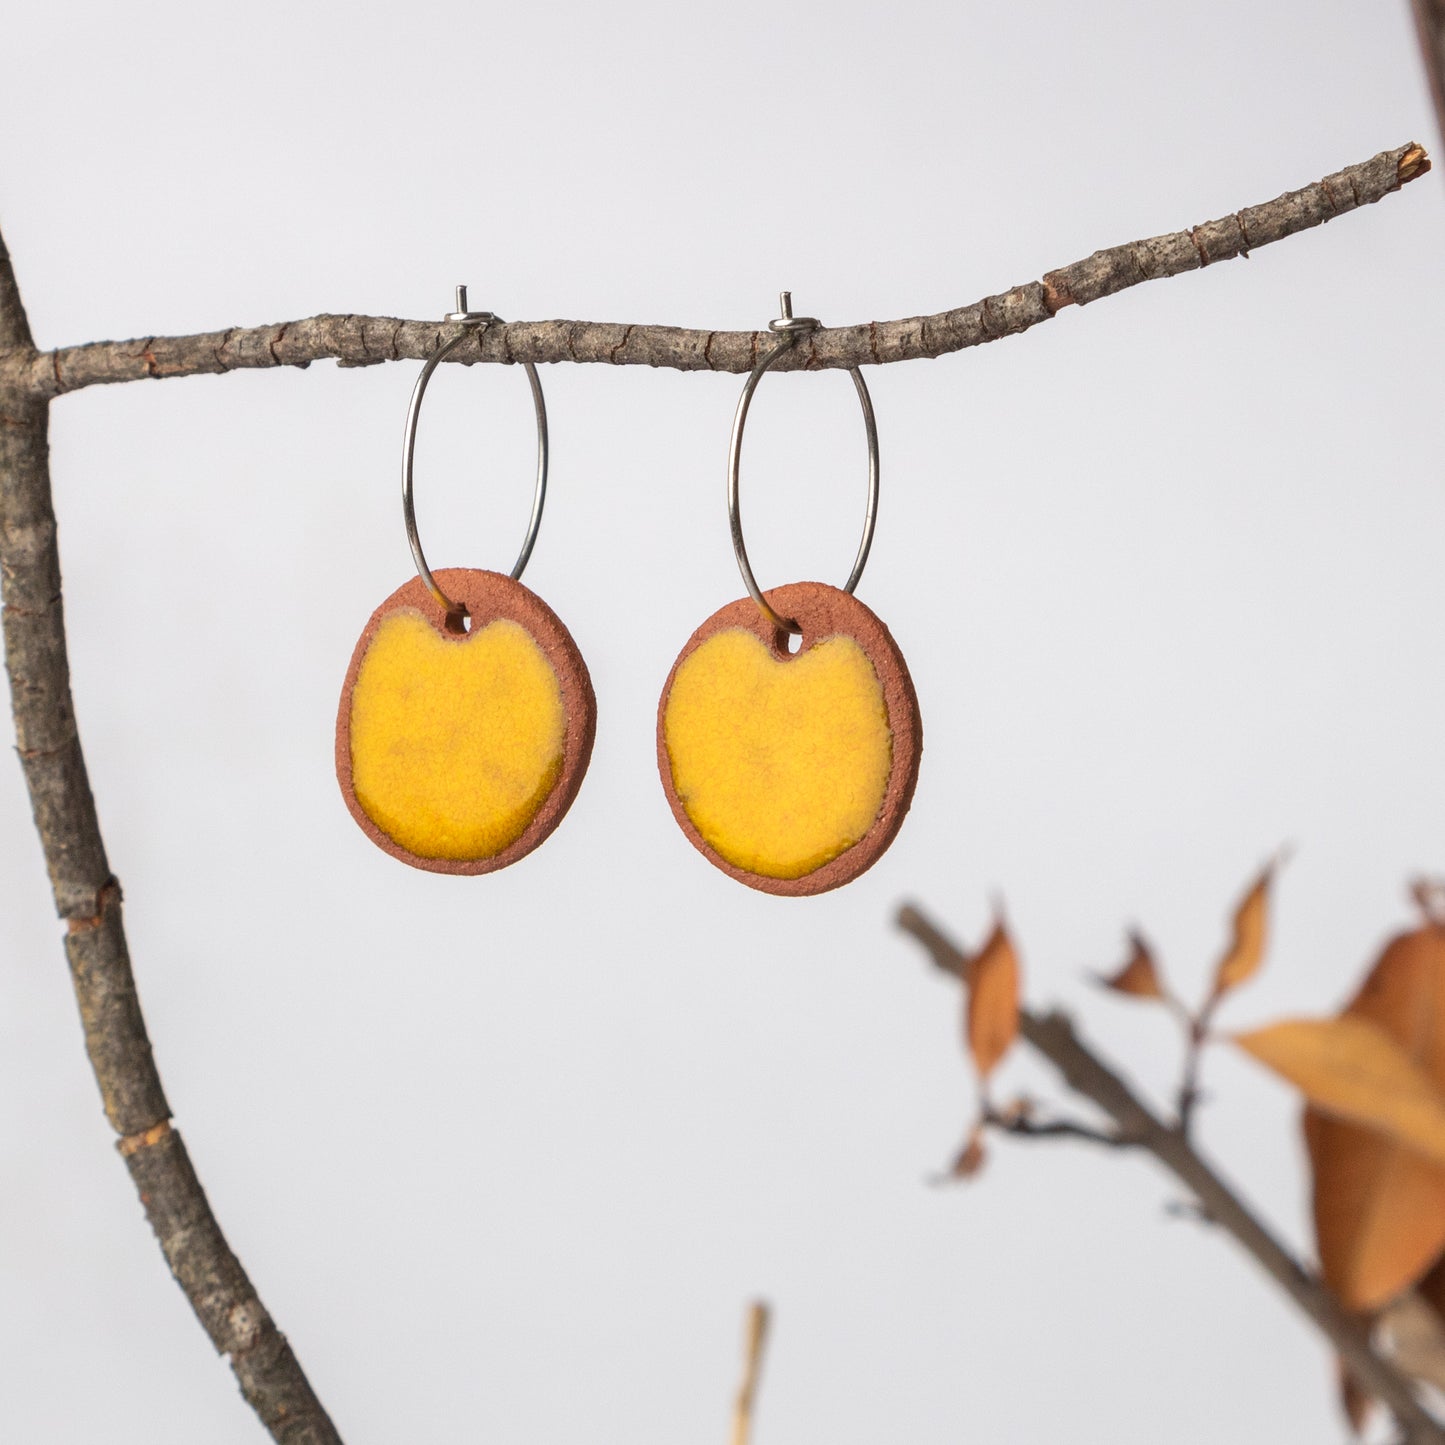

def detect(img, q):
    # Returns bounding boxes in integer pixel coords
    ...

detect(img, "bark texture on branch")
[0,144,1426,397]
[897,904,1445,1445]
[0,230,342,1443]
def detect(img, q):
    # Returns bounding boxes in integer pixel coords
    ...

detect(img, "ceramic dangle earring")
[657,293,922,896]
[336,287,596,874]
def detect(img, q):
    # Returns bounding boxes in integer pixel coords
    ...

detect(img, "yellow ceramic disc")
[662,627,893,879]
[349,610,566,860]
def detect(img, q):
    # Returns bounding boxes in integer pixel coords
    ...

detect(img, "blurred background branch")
[898,903,1445,1444]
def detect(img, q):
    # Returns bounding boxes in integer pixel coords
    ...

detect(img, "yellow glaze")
[663,628,892,879]
[350,610,565,859]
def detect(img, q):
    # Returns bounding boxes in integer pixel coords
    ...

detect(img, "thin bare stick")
[1176,1012,1212,1136]
[985,1107,1135,1147]
[0,231,342,1442]
[896,903,1445,1444]
[729,1300,771,1445]
[0,144,1426,398]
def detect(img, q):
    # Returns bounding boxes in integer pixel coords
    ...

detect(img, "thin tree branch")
[1414,2,1445,156]
[728,1300,771,1445]
[984,1106,1136,1147]
[0,230,342,1443]
[0,143,1427,398]
[1176,1012,1212,1137]
[896,903,1445,1445]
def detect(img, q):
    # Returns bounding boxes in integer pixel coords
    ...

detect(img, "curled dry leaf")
[1235,1017,1445,1168]
[966,920,1020,1079]
[1212,858,1278,999]
[1097,930,1164,1000]
[1303,921,1445,1311]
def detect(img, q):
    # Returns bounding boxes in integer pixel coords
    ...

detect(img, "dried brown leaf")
[1304,922,1445,1310]
[1096,930,1164,1001]
[1235,1017,1445,1167]
[966,920,1020,1079]
[1212,859,1277,998]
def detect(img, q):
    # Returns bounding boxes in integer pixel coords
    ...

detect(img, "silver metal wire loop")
[402,285,549,619]
[727,292,880,634]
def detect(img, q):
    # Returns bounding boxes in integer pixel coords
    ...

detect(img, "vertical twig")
[0,224,342,1444]
[729,1300,771,1445]
[1176,1006,1214,1136]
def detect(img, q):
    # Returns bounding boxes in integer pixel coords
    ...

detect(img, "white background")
[2,3,1443,1441]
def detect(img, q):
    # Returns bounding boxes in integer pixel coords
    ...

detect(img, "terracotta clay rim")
[656,582,922,897]
[336,568,596,875]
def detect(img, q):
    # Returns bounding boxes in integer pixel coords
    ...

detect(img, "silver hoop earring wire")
[402,285,549,620]
[727,291,880,635]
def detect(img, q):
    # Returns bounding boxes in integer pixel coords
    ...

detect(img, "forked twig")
[898,903,1445,1444]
